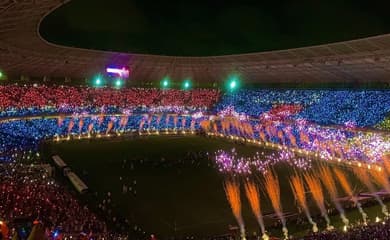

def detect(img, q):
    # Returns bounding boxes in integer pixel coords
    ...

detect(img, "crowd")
[207,113,390,165]
[0,85,220,117]
[300,219,390,240]
[0,114,206,161]
[2,85,390,128]
[0,162,125,239]
[3,85,390,129]
[0,84,390,239]
[215,89,390,127]
[212,219,390,240]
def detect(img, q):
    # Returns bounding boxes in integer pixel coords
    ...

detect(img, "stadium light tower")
[227,74,240,91]
[183,79,191,90]
[229,80,237,89]
[115,78,122,88]
[94,77,102,86]
[92,73,104,87]
[161,77,170,89]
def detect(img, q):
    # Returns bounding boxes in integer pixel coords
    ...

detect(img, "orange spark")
[370,169,390,193]
[319,166,339,201]
[334,168,353,197]
[264,170,285,225]
[290,174,308,213]
[263,170,288,238]
[244,181,265,235]
[382,154,390,175]
[224,179,245,237]
[304,173,328,220]
[353,167,377,192]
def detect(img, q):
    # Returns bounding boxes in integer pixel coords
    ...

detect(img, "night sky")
[40,0,390,56]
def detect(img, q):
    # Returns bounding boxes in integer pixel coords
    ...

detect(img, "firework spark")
[353,167,388,216]
[264,170,288,239]
[319,166,349,227]
[224,179,246,239]
[244,181,268,239]
[304,173,331,228]
[290,174,317,232]
[333,168,367,223]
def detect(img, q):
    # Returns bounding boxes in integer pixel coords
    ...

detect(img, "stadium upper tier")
[2,0,390,84]
[0,85,389,128]
[0,85,220,116]
[216,89,390,127]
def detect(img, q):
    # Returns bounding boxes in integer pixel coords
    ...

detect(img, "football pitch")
[41,135,388,239]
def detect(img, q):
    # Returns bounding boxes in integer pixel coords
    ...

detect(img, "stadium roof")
[1,0,390,84]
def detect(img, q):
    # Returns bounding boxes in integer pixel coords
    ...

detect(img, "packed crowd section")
[4,112,382,166]
[2,85,390,129]
[0,85,220,117]
[208,105,390,164]
[215,89,390,127]
[0,84,390,239]
[300,219,390,240]
[0,162,126,239]
[0,115,204,161]
[205,218,390,240]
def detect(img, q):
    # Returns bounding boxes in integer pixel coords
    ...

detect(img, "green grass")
[41,135,390,239]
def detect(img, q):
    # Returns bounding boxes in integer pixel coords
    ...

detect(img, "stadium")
[0,0,390,239]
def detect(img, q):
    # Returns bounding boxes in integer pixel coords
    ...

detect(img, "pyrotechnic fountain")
[353,167,389,216]
[263,170,288,239]
[383,155,390,175]
[303,173,332,229]
[319,166,349,228]
[224,179,246,240]
[333,168,367,224]
[119,115,128,130]
[156,114,162,128]
[87,123,94,136]
[78,118,84,133]
[67,119,74,134]
[244,181,268,240]
[57,116,64,127]
[370,169,390,193]
[213,145,390,238]
[370,167,390,220]
[289,174,318,233]
[106,120,114,134]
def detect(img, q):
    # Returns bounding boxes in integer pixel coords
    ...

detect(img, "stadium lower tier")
[1,85,390,128]
[215,89,390,127]
[0,85,220,118]
[0,112,389,239]
[0,125,390,240]
[0,114,388,166]
[0,85,390,239]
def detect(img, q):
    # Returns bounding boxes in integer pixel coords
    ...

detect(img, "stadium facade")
[1,0,390,85]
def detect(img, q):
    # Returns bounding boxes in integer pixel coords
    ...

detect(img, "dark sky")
[40,0,390,56]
